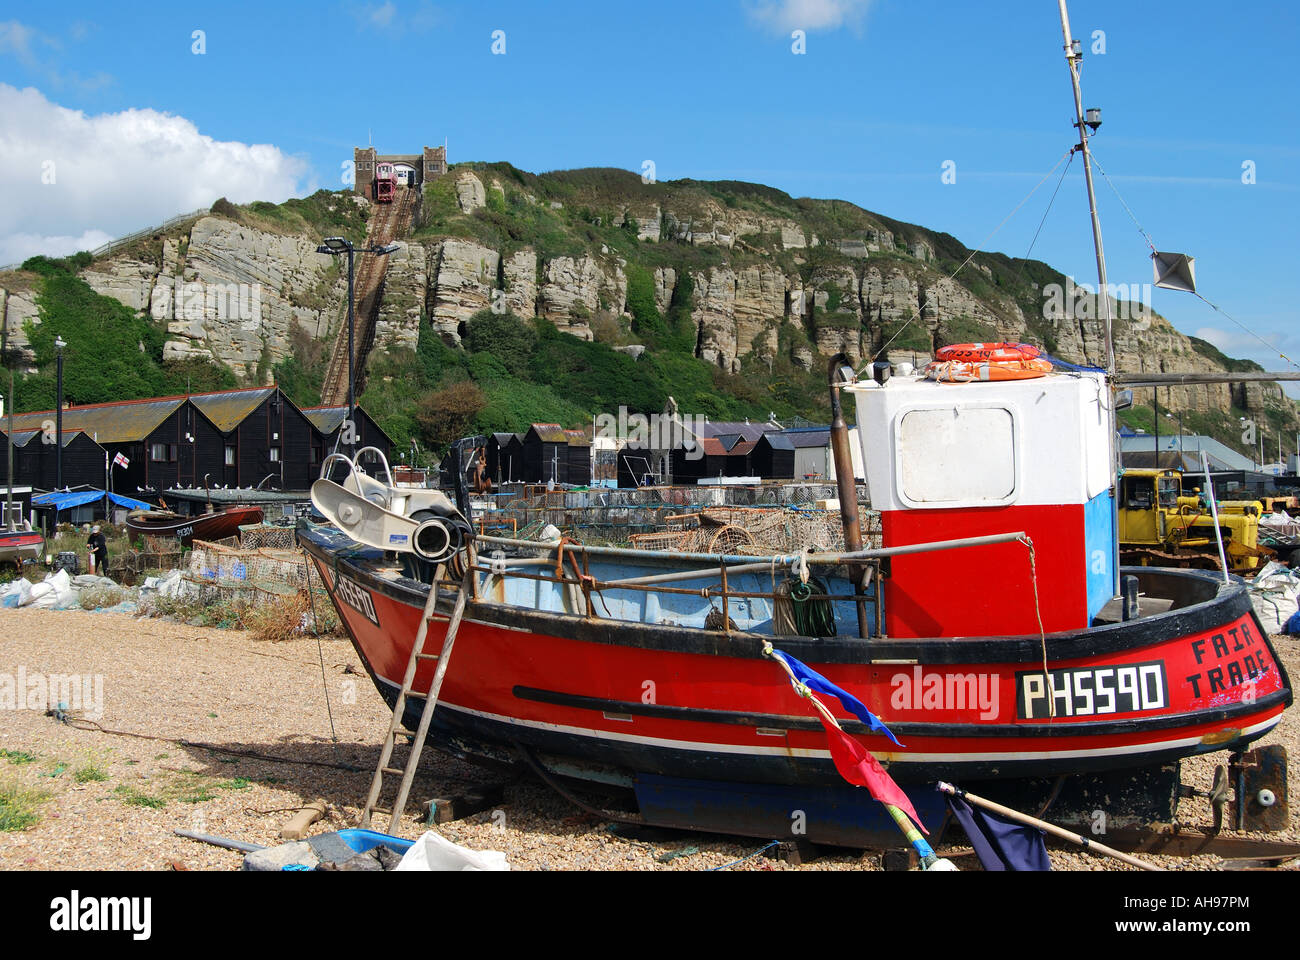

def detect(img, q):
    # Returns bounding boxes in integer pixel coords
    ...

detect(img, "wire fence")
[0,207,211,272]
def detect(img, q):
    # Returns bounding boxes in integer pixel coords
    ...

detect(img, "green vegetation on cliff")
[339,309,819,457]
[6,256,234,413]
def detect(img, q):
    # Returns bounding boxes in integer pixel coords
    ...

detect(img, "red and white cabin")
[849,369,1117,639]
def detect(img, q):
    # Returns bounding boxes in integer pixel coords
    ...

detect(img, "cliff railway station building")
[353,146,447,201]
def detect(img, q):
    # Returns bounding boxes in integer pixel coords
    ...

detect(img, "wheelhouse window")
[896,406,1018,507]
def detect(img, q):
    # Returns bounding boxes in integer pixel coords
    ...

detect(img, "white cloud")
[353,2,439,32]
[0,20,38,64]
[0,19,110,91]
[1193,325,1288,356]
[748,0,874,33]
[0,84,309,267]
[0,229,113,268]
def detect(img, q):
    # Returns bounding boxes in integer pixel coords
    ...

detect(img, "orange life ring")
[934,342,1042,364]
[924,357,1054,383]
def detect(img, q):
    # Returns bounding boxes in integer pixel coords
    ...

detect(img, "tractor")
[1117,468,1280,574]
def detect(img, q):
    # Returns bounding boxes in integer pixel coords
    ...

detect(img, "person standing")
[87,524,108,575]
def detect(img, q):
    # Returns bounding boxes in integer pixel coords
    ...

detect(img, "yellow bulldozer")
[1117,468,1275,575]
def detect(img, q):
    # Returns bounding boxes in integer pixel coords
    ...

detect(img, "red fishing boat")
[296,5,1293,848]
[298,360,1291,846]
[125,505,264,545]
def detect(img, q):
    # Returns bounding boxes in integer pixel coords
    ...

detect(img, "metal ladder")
[361,555,475,832]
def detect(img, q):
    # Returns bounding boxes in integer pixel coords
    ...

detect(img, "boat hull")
[0,531,44,567]
[300,525,1290,793]
[125,506,264,545]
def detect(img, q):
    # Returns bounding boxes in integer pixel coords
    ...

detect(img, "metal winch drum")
[310,448,469,565]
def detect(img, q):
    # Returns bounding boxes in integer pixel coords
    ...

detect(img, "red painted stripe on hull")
[315,558,1287,774]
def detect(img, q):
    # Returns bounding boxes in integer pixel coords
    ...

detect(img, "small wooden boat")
[0,528,44,570]
[125,505,264,545]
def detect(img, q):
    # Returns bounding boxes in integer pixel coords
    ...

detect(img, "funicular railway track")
[320,187,417,406]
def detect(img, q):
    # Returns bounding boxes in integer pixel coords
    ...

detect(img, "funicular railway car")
[373,162,395,203]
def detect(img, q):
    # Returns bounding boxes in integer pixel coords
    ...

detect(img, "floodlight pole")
[346,243,356,434]
[55,335,66,491]
[3,290,13,531]
[318,238,400,456]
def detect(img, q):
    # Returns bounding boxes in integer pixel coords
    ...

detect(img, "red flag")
[811,693,928,833]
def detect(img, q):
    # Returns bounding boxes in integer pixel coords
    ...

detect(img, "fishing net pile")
[629,506,882,556]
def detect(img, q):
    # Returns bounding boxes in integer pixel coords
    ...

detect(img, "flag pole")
[883,803,955,871]
[765,644,956,870]
[936,782,1160,871]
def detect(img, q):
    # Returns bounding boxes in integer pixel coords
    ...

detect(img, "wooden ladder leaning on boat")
[361,548,476,832]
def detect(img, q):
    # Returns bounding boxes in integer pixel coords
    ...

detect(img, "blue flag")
[769,648,904,747]
[946,793,1051,871]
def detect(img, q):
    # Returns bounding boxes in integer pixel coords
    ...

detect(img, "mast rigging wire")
[1089,150,1299,372]
[866,148,1075,370]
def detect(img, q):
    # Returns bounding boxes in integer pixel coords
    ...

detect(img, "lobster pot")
[185,538,308,602]
[849,371,1116,639]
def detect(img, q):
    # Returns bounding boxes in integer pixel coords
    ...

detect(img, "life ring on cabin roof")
[934,342,1042,363]
[924,357,1054,383]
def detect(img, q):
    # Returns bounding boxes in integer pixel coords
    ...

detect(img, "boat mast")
[1058,0,1115,374]
[1059,0,1122,602]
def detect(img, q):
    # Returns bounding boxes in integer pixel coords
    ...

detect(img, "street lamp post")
[54,335,66,491]
[315,238,401,451]
[1,390,11,532]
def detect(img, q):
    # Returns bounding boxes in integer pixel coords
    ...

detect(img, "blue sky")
[2,0,1297,387]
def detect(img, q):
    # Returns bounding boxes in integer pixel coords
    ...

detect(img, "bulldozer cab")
[1118,468,1273,573]
[1118,469,1182,544]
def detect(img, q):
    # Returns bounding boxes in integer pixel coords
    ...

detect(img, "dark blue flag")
[770,648,904,747]
[947,793,1051,871]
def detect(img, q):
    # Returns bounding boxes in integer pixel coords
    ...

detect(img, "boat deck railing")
[449,531,1028,640]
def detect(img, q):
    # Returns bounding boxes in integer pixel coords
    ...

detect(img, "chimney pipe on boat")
[828,354,869,637]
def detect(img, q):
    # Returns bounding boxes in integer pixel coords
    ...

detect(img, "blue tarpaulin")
[32,489,153,512]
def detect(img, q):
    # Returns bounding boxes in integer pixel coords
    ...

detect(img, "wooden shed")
[751,433,797,480]
[486,432,526,485]
[523,423,569,484]
[564,430,592,486]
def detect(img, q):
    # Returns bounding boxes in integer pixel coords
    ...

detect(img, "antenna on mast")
[1058,0,1114,375]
